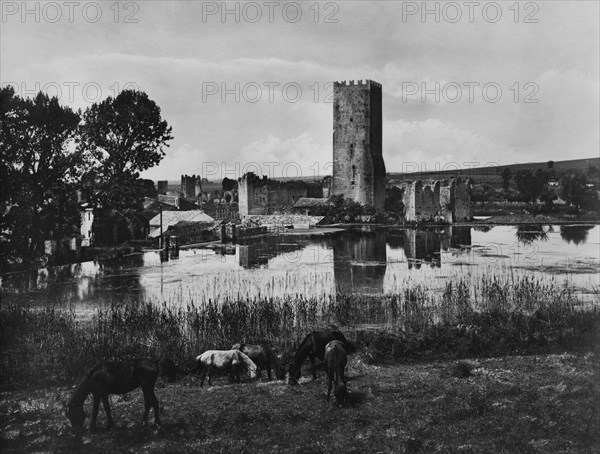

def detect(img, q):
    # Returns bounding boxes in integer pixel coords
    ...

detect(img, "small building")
[292,197,332,216]
[148,211,215,238]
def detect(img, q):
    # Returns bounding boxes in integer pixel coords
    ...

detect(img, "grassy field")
[1,272,599,452]
[1,352,598,453]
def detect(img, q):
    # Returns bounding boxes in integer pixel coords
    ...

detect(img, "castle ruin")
[180,174,202,200]
[401,177,472,223]
[237,173,321,216]
[332,80,386,210]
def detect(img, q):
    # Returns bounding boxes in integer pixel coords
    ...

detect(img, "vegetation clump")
[1,274,598,390]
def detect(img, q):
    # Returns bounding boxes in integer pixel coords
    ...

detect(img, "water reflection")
[560,225,594,245]
[516,225,549,245]
[1,224,598,308]
[333,227,387,294]
[387,226,472,269]
[233,236,305,269]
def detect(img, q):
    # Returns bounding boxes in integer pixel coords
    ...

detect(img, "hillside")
[156,157,599,189]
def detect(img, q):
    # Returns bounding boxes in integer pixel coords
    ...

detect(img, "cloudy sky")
[1,1,598,181]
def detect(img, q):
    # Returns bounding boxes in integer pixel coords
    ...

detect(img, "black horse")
[325,340,349,405]
[289,330,356,380]
[66,358,160,430]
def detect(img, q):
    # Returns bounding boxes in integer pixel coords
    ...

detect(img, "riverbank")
[1,352,598,453]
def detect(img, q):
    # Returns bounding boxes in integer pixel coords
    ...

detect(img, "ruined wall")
[238,174,268,216]
[403,181,440,222]
[181,174,202,199]
[439,178,472,222]
[322,176,332,198]
[157,180,169,194]
[332,80,386,210]
[238,173,316,216]
[453,178,473,221]
[399,177,472,223]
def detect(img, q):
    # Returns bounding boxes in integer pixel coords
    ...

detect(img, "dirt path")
[1,353,598,453]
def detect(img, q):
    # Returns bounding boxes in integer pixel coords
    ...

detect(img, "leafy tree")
[78,90,173,234]
[222,177,238,191]
[385,186,404,213]
[559,170,589,210]
[547,160,554,170]
[0,86,81,268]
[515,168,548,202]
[586,164,599,179]
[501,167,512,195]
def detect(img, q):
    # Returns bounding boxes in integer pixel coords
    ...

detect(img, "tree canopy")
[0,87,173,270]
[1,86,81,265]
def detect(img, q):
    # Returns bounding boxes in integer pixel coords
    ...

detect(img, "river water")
[1,225,598,313]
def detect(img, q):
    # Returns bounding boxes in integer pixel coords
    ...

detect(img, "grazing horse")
[193,350,258,386]
[289,330,356,380]
[66,358,160,430]
[324,340,348,404]
[231,343,285,381]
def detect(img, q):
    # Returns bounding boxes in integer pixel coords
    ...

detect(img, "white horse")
[194,350,258,386]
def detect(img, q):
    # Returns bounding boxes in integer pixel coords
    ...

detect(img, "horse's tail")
[333,331,357,354]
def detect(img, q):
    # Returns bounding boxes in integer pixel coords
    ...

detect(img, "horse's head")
[275,364,286,381]
[66,403,86,429]
[287,362,301,381]
[334,384,349,406]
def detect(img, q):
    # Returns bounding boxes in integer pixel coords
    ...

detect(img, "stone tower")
[332,79,386,210]
[180,174,202,200]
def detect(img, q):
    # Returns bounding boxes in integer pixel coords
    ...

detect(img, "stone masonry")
[332,80,386,210]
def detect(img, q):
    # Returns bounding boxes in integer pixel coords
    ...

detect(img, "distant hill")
[387,157,599,188]
[155,157,599,189]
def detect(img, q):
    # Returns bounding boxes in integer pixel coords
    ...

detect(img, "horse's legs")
[310,354,317,380]
[327,378,333,402]
[101,395,115,428]
[207,365,213,386]
[142,385,160,426]
[199,365,207,387]
[91,394,101,430]
[266,365,272,381]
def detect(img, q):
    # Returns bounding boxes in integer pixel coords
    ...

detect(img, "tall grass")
[1,273,598,389]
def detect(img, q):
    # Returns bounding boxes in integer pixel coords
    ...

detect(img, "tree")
[78,90,173,232]
[559,170,589,210]
[0,86,81,268]
[501,167,512,195]
[515,168,548,202]
[222,177,237,191]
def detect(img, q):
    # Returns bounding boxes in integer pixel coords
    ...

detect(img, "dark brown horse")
[159,358,188,383]
[325,340,348,404]
[231,343,285,380]
[66,358,160,430]
[289,330,356,380]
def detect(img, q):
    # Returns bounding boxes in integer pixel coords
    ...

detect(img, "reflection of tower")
[333,228,387,294]
[404,229,441,269]
[238,244,268,269]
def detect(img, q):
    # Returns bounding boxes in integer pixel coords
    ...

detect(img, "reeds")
[1,273,598,389]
